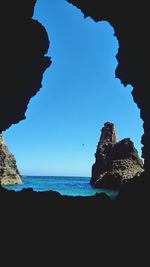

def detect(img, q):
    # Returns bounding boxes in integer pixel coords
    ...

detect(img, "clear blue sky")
[3,0,143,177]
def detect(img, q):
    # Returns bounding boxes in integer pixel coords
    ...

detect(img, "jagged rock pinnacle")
[99,122,117,147]
[91,122,144,189]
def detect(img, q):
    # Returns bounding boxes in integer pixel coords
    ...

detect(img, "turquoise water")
[3,176,119,199]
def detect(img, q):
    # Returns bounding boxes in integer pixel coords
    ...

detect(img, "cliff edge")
[0,134,22,185]
[91,122,144,189]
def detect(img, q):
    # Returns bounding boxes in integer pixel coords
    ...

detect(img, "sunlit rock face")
[67,0,150,175]
[0,0,51,132]
[91,122,144,189]
[0,134,22,185]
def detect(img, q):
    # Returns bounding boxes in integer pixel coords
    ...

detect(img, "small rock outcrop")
[0,134,22,185]
[91,122,144,189]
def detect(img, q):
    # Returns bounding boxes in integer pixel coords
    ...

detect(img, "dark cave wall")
[0,1,149,256]
[0,0,149,176]
[67,0,150,175]
[0,0,149,185]
[0,0,51,132]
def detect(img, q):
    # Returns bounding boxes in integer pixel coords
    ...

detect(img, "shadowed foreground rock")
[0,1,150,261]
[91,122,144,189]
[0,134,22,185]
[0,0,51,132]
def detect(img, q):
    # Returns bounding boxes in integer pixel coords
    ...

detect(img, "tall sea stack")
[0,134,22,185]
[91,122,144,189]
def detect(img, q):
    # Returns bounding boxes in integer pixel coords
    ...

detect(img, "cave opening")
[2,0,143,196]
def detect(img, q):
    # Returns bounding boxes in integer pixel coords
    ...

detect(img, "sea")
[3,175,119,199]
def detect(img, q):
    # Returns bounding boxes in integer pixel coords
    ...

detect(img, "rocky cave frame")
[1,1,149,260]
[0,0,149,200]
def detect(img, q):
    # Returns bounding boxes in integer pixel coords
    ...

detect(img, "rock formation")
[0,0,51,132]
[0,2,149,260]
[91,122,144,189]
[0,1,149,252]
[0,134,22,185]
[67,0,150,185]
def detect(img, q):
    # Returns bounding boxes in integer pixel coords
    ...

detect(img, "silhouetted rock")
[0,2,150,259]
[67,0,150,177]
[91,122,144,189]
[0,0,51,132]
[0,134,22,185]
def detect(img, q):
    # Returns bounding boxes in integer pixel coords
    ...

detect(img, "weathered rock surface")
[0,134,22,185]
[91,122,144,189]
